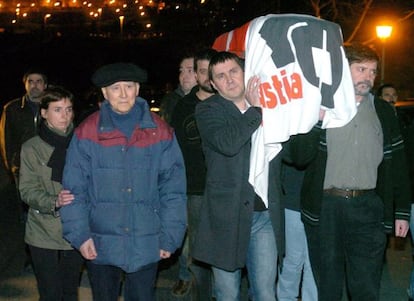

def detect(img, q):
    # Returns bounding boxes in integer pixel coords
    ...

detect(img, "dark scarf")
[38,121,74,183]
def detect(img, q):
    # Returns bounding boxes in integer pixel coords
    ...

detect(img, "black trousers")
[86,261,158,301]
[188,195,213,301]
[305,191,387,301]
[29,245,83,301]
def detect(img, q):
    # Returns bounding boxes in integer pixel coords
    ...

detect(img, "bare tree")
[308,0,414,44]
[306,0,414,94]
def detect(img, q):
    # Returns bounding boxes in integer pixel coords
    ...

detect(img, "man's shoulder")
[195,95,229,119]
[151,112,174,134]
[374,97,398,121]
[161,90,182,103]
[170,94,198,128]
[3,97,23,111]
[74,112,100,139]
[175,92,199,109]
[374,96,394,111]
[197,94,225,107]
[151,110,168,125]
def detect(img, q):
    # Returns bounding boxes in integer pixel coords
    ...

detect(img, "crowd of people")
[0,35,413,301]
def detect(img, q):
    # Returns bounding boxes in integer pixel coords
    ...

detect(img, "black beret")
[91,63,148,87]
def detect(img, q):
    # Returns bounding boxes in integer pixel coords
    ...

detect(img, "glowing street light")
[376,26,393,41]
[119,15,125,59]
[44,13,51,26]
[119,15,124,38]
[376,25,393,84]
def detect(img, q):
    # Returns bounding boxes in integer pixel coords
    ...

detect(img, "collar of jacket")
[98,97,156,134]
[20,95,30,109]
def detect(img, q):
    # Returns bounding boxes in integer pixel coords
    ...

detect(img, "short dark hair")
[178,51,194,67]
[22,69,48,85]
[344,43,379,65]
[40,86,74,110]
[194,48,218,72]
[208,51,244,81]
[377,83,397,97]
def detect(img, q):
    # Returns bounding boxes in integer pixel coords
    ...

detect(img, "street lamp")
[119,15,125,39]
[44,14,51,26]
[43,13,51,35]
[376,25,393,85]
[119,15,125,59]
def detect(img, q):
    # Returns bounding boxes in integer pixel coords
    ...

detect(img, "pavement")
[0,255,189,301]
[0,161,411,301]
[0,236,412,301]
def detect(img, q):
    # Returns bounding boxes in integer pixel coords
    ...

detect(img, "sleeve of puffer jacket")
[60,134,92,250]
[157,131,187,253]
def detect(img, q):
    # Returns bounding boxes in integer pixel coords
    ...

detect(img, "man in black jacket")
[170,48,217,299]
[0,68,48,272]
[193,51,278,301]
[0,69,48,183]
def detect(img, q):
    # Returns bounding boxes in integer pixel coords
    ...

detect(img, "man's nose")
[226,74,233,83]
[62,110,70,118]
[184,71,193,79]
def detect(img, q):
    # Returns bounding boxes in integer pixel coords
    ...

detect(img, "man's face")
[179,58,197,95]
[24,73,47,100]
[101,81,139,114]
[41,98,74,133]
[381,87,398,104]
[195,59,214,93]
[210,59,245,103]
[349,60,377,102]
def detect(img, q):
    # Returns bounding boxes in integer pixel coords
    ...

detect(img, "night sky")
[0,0,414,112]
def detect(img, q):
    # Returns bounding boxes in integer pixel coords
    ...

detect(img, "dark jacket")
[281,163,305,212]
[171,86,206,195]
[0,95,40,176]
[159,87,185,125]
[61,98,187,273]
[301,97,411,232]
[192,94,311,271]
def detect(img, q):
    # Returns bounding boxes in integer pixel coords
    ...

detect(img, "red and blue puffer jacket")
[61,98,187,273]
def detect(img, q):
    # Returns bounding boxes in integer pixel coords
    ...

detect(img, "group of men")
[162,42,411,301]
[0,41,411,301]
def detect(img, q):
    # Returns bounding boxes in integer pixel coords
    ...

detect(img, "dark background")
[0,0,414,114]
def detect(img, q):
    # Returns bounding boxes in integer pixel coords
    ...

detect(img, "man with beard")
[0,69,48,184]
[0,69,48,274]
[301,43,411,300]
[170,48,217,299]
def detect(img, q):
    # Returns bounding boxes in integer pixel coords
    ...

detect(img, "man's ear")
[135,83,140,96]
[101,87,107,99]
[210,80,217,91]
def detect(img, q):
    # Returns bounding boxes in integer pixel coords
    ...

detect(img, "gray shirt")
[324,94,383,189]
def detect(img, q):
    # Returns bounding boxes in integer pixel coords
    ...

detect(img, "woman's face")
[41,98,74,132]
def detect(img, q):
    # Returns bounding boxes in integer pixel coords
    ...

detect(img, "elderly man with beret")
[60,63,187,301]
